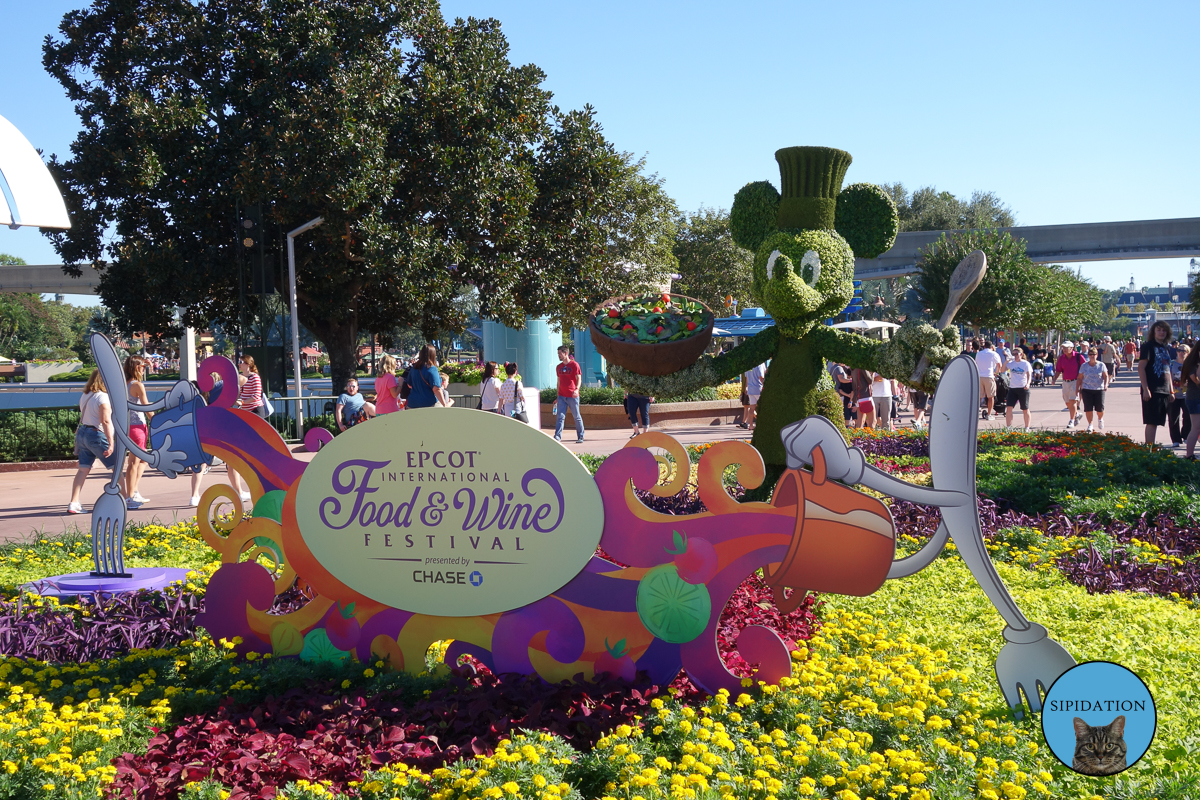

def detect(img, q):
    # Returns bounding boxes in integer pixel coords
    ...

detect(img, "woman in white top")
[479,362,503,413]
[499,362,526,421]
[68,369,119,514]
[870,373,894,431]
[1001,348,1034,431]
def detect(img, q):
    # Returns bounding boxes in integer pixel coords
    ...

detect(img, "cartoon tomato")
[593,638,637,681]
[325,601,361,651]
[665,530,718,585]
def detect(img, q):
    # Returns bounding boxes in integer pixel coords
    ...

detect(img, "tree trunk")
[307,317,358,395]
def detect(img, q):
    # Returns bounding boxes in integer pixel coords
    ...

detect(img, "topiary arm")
[609,326,780,395]
[810,322,960,392]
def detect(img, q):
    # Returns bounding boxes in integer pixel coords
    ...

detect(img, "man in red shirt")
[554,345,584,443]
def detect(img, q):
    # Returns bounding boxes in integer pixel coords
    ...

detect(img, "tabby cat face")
[1072,715,1127,776]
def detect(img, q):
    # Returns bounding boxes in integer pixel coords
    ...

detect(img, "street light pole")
[287,216,324,433]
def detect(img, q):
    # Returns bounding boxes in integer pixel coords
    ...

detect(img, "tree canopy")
[1014,265,1105,333]
[43,0,676,388]
[671,207,752,315]
[913,229,1037,329]
[880,184,1015,232]
[914,230,1105,333]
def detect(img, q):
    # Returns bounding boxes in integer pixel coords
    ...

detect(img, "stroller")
[1031,358,1046,386]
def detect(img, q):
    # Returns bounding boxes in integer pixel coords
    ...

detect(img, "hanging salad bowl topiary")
[589,292,715,377]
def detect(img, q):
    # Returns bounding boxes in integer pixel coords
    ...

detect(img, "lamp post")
[287,217,324,432]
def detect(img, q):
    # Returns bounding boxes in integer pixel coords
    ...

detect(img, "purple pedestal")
[23,567,193,598]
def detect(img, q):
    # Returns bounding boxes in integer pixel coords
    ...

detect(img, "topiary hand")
[875,321,960,393]
[608,359,722,399]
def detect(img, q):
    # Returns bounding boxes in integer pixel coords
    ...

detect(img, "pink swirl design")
[197,355,239,409]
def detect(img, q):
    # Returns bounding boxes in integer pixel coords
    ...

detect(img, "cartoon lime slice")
[636,564,711,644]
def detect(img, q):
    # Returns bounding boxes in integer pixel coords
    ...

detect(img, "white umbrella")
[831,320,900,331]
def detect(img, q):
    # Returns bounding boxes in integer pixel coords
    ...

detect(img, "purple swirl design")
[491,596,586,676]
[680,544,790,695]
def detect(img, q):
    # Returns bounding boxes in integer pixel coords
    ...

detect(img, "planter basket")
[589,294,714,377]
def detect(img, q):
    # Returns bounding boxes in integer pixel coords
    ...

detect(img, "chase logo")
[469,571,483,587]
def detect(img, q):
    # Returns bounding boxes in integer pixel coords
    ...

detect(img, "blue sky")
[3,0,1198,306]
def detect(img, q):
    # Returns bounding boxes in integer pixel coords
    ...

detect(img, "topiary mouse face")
[752,229,855,336]
[731,146,899,336]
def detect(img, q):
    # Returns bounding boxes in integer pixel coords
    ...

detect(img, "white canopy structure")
[831,320,900,331]
[0,114,71,230]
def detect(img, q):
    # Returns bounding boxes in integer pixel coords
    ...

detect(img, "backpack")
[399,368,411,400]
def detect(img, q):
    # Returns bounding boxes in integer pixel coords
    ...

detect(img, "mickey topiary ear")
[835,183,899,258]
[730,181,780,252]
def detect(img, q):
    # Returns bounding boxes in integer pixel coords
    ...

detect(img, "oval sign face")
[293,408,604,617]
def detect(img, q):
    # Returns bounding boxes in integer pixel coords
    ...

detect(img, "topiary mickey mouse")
[610,146,959,494]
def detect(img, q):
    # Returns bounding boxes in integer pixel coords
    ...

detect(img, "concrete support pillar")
[481,317,559,391]
[179,327,198,382]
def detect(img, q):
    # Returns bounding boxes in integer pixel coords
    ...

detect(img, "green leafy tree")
[672,207,752,313]
[1016,265,1105,334]
[880,184,1015,232]
[913,229,1038,329]
[43,0,666,389]
[1135,303,1147,313]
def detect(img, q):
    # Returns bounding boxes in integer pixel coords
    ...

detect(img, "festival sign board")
[93,348,1078,712]
[290,409,603,617]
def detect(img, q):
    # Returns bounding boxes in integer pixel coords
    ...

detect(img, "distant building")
[1117,275,1191,314]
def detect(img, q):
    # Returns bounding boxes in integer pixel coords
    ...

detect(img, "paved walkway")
[0,368,1173,544]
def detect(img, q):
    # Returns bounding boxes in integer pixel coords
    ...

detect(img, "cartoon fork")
[782,354,1076,715]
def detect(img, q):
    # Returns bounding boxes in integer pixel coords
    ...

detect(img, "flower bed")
[2,430,1200,799]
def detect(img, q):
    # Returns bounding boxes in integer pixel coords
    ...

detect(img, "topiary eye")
[766,249,783,281]
[801,250,821,287]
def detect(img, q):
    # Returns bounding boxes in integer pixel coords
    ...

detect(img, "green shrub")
[48,367,92,382]
[1058,484,1200,523]
[0,409,80,462]
[441,362,483,386]
[303,414,340,437]
[659,386,719,403]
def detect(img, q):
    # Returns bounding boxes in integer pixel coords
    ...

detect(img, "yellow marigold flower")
[501,781,520,795]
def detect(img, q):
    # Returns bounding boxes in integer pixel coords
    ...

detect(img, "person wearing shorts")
[1100,336,1118,378]
[1181,346,1200,459]
[67,370,119,514]
[871,373,894,431]
[122,355,152,509]
[852,367,874,428]
[1054,342,1086,428]
[1124,338,1138,371]
[336,378,376,431]
[1169,344,1192,446]
[911,390,928,428]
[1139,321,1174,445]
[974,341,1003,420]
[743,362,766,430]
[1075,348,1110,433]
[1001,349,1033,431]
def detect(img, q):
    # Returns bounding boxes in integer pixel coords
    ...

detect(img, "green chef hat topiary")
[774,146,853,231]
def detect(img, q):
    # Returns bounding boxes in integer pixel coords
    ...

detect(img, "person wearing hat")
[1054,341,1086,428]
[1099,336,1118,378]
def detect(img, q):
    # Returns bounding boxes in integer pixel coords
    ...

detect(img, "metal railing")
[266,393,482,443]
[0,406,81,463]
[0,393,488,461]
